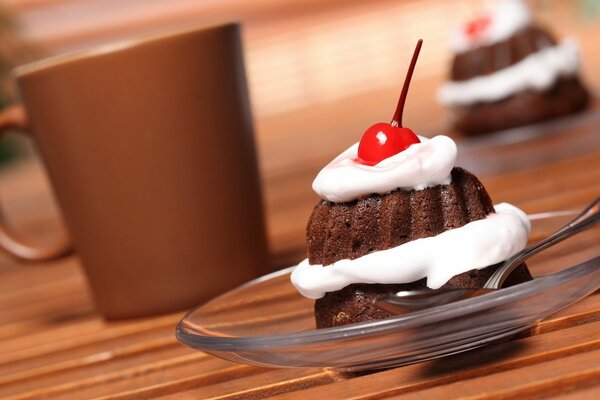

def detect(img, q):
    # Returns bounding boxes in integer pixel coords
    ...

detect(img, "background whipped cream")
[452,0,532,53]
[312,135,457,203]
[439,40,581,106]
[291,203,531,299]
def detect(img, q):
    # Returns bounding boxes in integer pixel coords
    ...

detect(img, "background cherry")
[357,40,423,166]
[465,16,491,41]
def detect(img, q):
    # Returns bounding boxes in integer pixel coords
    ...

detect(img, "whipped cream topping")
[291,203,530,299]
[312,135,457,203]
[452,0,532,53]
[439,40,580,106]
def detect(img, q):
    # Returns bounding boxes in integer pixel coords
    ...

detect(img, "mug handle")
[0,104,73,260]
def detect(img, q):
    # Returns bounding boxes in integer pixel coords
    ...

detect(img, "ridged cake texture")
[307,167,532,328]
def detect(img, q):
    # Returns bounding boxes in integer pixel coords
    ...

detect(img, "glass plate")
[176,211,600,371]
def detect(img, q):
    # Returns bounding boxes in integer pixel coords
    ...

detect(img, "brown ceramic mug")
[0,23,270,319]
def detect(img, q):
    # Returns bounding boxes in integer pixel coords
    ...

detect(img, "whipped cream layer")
[452,0,531,53]
[291,203,530,299]
[438,40,580,106]
[312,135,456,203]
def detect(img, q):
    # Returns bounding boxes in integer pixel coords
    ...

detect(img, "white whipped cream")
[438,40,580,106]
[452,0,532,53]
[291,203,530,299]
[312,135,456,203]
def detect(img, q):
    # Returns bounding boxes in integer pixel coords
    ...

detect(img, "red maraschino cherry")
[357,40,423,166]
[465,16,491,41]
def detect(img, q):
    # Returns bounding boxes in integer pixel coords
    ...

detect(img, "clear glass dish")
[176,211,600,371]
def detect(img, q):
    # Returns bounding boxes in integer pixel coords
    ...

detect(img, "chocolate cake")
[450,25,556,81]
[438,0,589,135]
[309,168,532,328]
[453,77,588,135]
[291,39,533,329]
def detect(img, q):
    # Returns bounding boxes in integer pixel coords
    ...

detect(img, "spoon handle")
[485,196,600,289]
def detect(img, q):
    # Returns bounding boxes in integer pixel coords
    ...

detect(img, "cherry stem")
[391,39,423,128]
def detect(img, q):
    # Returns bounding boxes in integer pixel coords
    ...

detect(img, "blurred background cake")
[438,0,590,135]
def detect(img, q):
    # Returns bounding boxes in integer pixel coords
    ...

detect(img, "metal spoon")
[375,196,600,315]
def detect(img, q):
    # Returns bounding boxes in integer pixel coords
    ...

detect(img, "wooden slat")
[548,385,600,400]
[386,350,600,400]
[155,369,337,400]
[6,356,253,400]
[0,340,187,397]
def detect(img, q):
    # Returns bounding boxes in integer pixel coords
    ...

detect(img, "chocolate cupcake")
[306,168,532,328]
[291,40,533,328]
[438,0,589,135]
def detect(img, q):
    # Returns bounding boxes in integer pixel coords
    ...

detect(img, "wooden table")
[0,102,599,399]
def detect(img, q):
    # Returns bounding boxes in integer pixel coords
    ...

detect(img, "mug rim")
[14,20,239,78]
